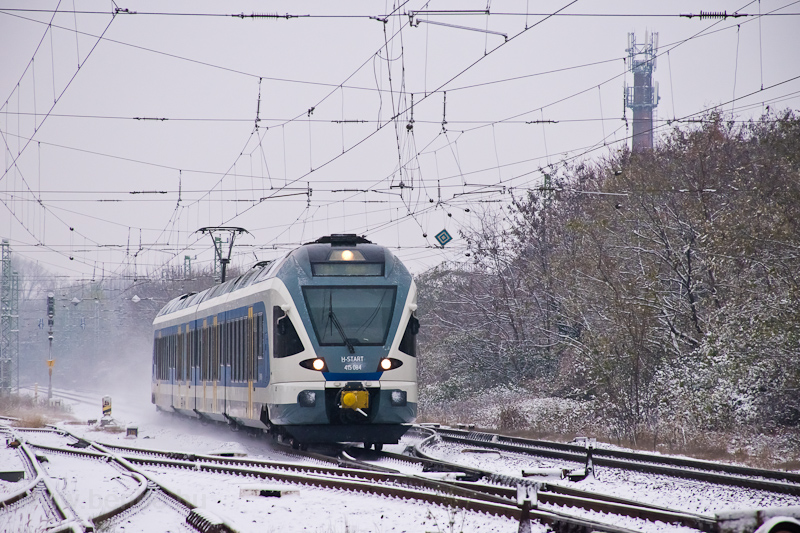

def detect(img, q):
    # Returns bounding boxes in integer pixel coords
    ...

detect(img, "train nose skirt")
[281,423,412,445]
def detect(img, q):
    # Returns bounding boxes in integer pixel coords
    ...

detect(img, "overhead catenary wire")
[2,0,797,279]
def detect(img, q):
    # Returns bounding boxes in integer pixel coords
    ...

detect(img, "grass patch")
[419,396,800,470]
[0,393,75,428]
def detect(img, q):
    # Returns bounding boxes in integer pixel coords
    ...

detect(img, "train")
[151,234,418,449]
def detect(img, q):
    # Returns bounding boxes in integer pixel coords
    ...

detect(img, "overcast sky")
[2,0,799,283]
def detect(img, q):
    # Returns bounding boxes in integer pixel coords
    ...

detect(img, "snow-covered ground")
[3,388,523,533]
[421,441,800,516]
[4,386,800,533]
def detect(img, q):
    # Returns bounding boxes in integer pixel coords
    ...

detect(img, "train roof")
[155,234,391,318]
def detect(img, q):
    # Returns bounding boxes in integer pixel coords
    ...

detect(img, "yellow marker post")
[46,359,55,401]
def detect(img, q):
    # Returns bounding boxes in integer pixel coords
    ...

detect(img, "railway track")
[0,426,236,533]
[0,427,92,532]
[343,436,721,533]
[409,425,800,533]
[2,425,657,533]
[426,426,800,495]
[5,420,800,533]
[85,431,647,533]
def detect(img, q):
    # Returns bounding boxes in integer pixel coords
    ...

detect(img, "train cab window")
[273,306,304,358]
[399,316,419,357]
[303,286,396,346]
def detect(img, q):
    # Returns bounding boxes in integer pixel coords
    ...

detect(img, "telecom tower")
[625,31,660,151]
[0,239,20,395]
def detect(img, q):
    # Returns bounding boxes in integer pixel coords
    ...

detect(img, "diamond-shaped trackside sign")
[435,229,453,246]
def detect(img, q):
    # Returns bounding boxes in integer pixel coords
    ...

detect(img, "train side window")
[158,337,164,380]
[228,320,233,370]
[217,322,222,380]
[220,322,226,370]
[236,318,244,382]
[256,313,264,360]
[273,306,304,358]
[177,332,184,381]
[226,320,232,368]
[230,320,237,381]
[194,328,200,371]
[201,327,207,381]
[246,317,253,381]
[185,330,191,380]
[235,318,243,382]
[398,316,419,357]
[159,337,165,380]
[153,338,158,379]
[211,324,219,381]
[190,329,196,371]
[239,318,245,382]
[242,318,248,381]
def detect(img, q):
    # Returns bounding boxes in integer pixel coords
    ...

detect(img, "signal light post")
[47,292,55,401]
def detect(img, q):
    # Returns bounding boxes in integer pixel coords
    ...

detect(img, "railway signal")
[46,292,55,401]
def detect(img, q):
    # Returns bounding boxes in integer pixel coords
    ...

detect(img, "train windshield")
[303,286,396,347]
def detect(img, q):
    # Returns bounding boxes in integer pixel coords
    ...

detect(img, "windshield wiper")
[328,310,355,354]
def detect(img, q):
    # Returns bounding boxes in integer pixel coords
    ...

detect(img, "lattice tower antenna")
[625,31,660,151]
[0,239,20,395]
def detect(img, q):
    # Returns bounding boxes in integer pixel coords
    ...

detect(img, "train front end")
[268,234,418,447]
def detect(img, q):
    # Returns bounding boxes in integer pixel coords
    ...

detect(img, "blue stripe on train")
[322,372,383,381]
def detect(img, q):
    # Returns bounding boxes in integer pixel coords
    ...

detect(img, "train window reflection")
[303,287,396,346]
[273,306,304,358]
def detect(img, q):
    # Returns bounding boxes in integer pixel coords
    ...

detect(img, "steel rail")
[98,439,397,475]
[408,429,722,532]
[9,438,91,532]
[118,444,640,533]
[38,427,240,533]
[45,431,643,533]
[24,441,151,527]
[435,426,800,483]
[345,443,718,531]
[432,427,800,496]
[90,442,239,533]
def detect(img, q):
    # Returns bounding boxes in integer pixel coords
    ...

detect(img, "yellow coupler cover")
[341,390,369,410]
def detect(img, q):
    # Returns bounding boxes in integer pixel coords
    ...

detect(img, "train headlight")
[328,249,365,261]
[376,358,403,371]
[298,391,317,407]
[390,390,407,407]
[299,358,328,372]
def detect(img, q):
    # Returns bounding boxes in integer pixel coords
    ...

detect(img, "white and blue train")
[151,234,418,448]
